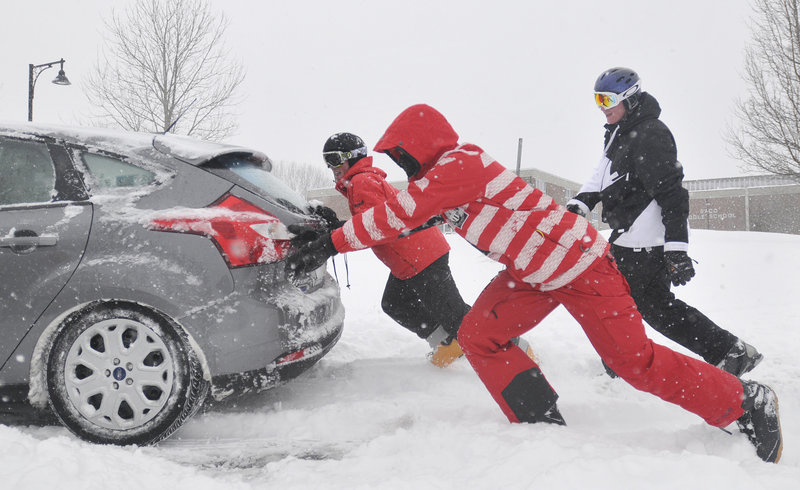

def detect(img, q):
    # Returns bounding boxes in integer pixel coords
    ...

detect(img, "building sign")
[689,207,737,221]
[688,197,746,231]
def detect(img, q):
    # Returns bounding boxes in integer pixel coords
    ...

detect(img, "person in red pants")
[286,104,782,463]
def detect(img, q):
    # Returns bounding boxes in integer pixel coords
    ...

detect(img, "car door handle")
[0,233,58,250]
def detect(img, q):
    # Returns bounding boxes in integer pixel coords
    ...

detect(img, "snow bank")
[2,230,798,489]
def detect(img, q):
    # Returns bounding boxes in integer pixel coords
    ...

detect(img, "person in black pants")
[567,67,762,378]
[381,253,471,348]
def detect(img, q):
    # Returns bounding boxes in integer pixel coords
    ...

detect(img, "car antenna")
[163,98,197,134]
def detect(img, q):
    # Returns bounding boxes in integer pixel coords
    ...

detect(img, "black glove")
[285,233,338,277]
[287,205,342,246]
[287,223,322,247]
[664,250,695,286]
[313,205,345,230]
[565,203,586,217]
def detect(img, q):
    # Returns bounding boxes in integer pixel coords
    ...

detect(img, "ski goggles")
[594,82,641,109]
[322,147,367,167]
[594,92,624,109]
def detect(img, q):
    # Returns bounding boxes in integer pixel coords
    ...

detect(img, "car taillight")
[150,194,292,267]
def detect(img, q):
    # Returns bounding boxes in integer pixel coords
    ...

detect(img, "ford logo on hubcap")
[113,367,127,381]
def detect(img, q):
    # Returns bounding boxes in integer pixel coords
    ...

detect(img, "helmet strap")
[623,93,641,113]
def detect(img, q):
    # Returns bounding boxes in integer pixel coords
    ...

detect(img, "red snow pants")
[457,254,745,428]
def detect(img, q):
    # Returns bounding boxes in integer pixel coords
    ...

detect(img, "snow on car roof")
[0,121,267,166]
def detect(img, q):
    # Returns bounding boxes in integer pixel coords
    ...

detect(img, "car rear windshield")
[208,154,308,213]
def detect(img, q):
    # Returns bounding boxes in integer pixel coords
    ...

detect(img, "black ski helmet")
[594,67,642,112]
[322,132,368,167]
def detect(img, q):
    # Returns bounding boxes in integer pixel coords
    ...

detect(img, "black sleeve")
[572,191,602,211]
[632,121,689,243]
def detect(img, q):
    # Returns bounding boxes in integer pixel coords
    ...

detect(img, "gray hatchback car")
[0,122,344,445]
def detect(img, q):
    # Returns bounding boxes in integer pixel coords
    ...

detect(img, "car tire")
[46,300,208,445]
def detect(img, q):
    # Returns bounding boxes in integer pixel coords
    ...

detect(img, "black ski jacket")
[571,92,689,244]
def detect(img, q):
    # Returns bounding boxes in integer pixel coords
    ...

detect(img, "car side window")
[81,153,156,190]
[0,139,56,205]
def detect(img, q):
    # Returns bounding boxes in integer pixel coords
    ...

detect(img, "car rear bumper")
[179,270,345,381]
[208,320,343,401]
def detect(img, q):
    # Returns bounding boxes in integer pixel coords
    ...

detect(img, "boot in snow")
[429,338,463,368]
[426,327,463,368]
[736,381,782,463]
[501,367,566,425]
[429,336,536,369]
[717,340,763,377]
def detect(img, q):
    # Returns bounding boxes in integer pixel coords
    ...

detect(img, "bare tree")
[86,0,244,141]
[727,0,800,179]
[271,160,333,199]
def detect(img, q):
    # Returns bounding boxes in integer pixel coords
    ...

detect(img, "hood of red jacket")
[334,156,387,194]
[373,104,459,180]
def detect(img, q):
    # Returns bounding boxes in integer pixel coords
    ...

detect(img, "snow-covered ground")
[2,230,799,489]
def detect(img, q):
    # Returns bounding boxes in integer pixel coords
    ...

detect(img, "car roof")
[0,121,269,167]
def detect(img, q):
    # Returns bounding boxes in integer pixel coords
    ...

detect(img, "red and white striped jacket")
[330,104,609,291]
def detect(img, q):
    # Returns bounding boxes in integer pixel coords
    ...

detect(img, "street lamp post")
[28,58,71,122]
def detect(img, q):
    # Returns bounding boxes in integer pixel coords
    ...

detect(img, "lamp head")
[52,63,70,86]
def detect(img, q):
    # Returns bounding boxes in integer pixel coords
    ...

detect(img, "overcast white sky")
[1,0,758,183]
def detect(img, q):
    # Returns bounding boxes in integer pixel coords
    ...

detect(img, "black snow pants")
[381,252,471,342]
[610,243,738,365]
